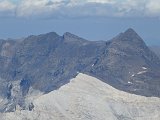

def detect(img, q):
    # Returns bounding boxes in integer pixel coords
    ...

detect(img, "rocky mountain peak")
[63,32,87,43]
[25,32,59,41]
[109,28,147,52]
[45,32,59,38]
[112,28,144,44]
[106,29,160,66]
[124,28,138,35]
[124,28,144,44]
[63,32,78,38]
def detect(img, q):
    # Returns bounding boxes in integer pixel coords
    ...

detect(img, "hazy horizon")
[0,0,159,45]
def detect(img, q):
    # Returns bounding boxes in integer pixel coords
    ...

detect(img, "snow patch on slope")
[1,73,160,120]
[137,71,147,75]
[142,67,147,70]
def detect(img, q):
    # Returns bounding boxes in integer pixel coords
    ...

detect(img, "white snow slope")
[1,73,160,120]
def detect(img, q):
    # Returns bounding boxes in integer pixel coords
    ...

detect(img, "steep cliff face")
[86,28,160,97]
[1,73,160,120]
[0,29,160,112]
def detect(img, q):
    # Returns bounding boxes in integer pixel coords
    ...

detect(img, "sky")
[0,0,160,45]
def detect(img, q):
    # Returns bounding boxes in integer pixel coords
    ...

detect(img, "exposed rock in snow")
[1,73,160,120]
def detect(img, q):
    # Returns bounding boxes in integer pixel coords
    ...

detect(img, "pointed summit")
[123,28,142,40]
[122,28,143,41]
[111,28,145,47]
[124,28,137,35]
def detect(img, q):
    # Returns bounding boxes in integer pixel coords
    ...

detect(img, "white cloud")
[146,0,160,16]
[16,0,47,17]
[0,0,16,16]
[0,0,160,18]
[0,0,15,11]
[86,0,116,4]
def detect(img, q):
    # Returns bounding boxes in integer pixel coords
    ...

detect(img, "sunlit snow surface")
[1,73,160,120]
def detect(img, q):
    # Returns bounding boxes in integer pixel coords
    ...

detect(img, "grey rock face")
[150,46,160,58]
[0,28,160,112]
[85,28,160,97]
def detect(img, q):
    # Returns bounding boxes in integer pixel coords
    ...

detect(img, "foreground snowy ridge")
[1,73,160,120]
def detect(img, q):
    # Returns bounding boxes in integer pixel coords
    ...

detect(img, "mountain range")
[0,28,160,114]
